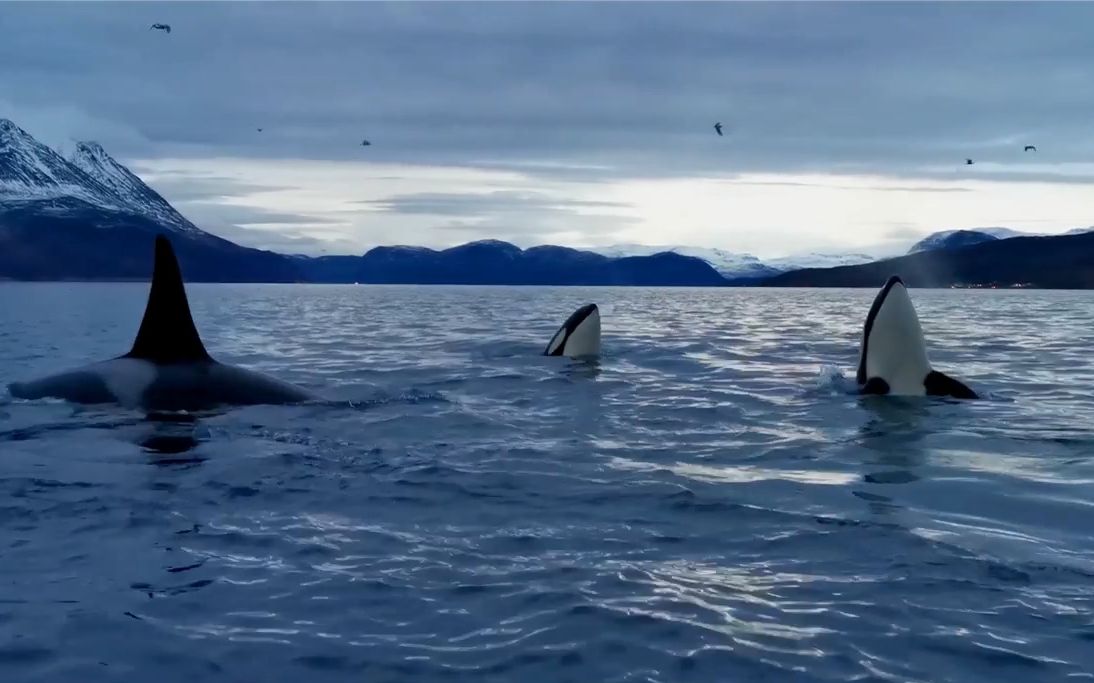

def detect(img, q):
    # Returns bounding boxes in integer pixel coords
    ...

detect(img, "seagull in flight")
[150,23,171,34]
[257,128,263,133]
[965,158,974,165]
[714,122,723,137]
[1024,145,1037,152]
[361,139,371,147]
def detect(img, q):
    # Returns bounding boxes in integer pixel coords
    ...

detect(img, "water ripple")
[1,284,1093,681]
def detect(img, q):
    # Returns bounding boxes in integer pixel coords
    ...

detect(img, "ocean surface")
[2,283,1093,682]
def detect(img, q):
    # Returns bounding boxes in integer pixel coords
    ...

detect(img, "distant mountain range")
[909,226,1094,253]
[762,224,1094,288]
[590,244,779,280]
[588,244,878,279]
[597,227,1094,289]
[2,117,1092,287]
[765,231,1094,288]
[905,227,1045,254]
[0,119,724,285]
[300,241,726,286]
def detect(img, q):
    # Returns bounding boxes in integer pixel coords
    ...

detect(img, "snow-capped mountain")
[907,227,1041,254]
[974,228,1032,239]
[0,118,301,281]
[0,118,202,237]
[590,244,778,279]
[908,229,999,254]
[923,227,1093,242]
[590,244,876,278]
[69,141,203,235]
[0,119,119,207]
[765,252,878,271]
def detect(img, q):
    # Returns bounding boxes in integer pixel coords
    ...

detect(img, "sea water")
[1,283,1093,681]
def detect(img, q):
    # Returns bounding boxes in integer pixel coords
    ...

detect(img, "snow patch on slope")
[592,244,879,277]
[0,119,121,208]
[69,141,203,235]
[590,244,777,279]
[0,118,206,238]
[765,252,879,271]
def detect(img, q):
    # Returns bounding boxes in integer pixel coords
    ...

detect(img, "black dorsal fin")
[125,235,211,364]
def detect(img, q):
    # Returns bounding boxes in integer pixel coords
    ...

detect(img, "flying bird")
[257,128,263,132]
[1024,145,1037,152]
[361,139,371,147]
[965,158,974,165]
[714,122,723,137]
[150,23,171,34]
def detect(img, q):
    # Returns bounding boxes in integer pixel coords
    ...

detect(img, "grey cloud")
[168,196,353,254]
[205,223,358,256]
[131,170,293,202]
[127,170,346,252]
[882,223,937,241]
[727,180,973,193]
[362,191,627,216]
[0,99,150,153]
[1,2,1092,180]
[135,170,349,249]
[3,2,1093,255]
[175,202,343,229]
[360,189,636,247]
[431,214,630,248]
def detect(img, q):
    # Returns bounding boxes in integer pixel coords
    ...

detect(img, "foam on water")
[2,283,1094,682]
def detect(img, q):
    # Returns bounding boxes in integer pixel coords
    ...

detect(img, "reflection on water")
[1,284,1093,682]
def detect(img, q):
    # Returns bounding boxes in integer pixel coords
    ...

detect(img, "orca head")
[124,235,212,366]
[544,303,601,358]
[858,276,929,395]
[857,276,977,399]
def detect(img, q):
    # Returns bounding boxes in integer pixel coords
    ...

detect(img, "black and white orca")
[543,303,601,358]
[7,236,316,411]
[857,276,977,399]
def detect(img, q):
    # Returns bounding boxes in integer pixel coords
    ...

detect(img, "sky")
[1,1,1093,257]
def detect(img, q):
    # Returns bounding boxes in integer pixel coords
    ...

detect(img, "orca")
[543,303,600,358]
[857,275,977,399]
[7,236,316,411]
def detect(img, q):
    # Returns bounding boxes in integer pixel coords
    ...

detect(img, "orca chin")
[544,303,601,358]
[857,275,978,399]
[7,235,316,411]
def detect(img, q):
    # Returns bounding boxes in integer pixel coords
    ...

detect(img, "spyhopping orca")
[544,304,600,358]
[857,276,977,399]
[8,236,315,411]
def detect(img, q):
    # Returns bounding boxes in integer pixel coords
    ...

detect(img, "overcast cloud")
[1,2,1092,256]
